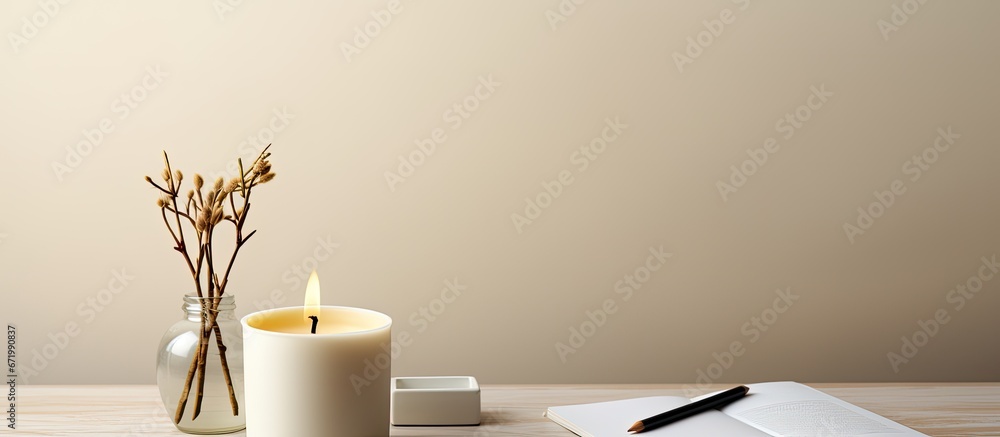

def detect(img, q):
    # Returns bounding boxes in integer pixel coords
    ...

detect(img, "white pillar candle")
[241,272,391,437]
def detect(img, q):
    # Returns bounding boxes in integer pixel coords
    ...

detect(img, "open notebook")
[544,382,928,437]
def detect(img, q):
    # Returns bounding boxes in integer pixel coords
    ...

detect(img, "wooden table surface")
[15,383,1000,436]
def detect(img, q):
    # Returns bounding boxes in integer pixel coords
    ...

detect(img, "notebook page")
[717,382,928,437]
[546,396,772,437]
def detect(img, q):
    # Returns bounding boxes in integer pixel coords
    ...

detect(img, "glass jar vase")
[157,294,245,434]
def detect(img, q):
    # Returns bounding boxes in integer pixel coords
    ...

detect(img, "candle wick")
[308,315,319,334]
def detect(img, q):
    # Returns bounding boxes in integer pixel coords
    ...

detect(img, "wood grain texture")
[15,383,1000,436]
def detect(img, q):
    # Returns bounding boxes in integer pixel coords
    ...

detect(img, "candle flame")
[304,270,320,319]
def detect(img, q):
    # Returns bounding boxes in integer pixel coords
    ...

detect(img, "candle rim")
[241,305,392,336]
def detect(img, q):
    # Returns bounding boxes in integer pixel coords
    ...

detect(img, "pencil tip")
[628,421,644,433]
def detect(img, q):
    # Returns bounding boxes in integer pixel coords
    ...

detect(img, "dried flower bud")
[206,190,216,206]
[235,207,244,217]
[144,176,153,184]
[187,190,195,199]
[258,172,276,184]
[194,174,204,189]
[212,207,223,224]
[156,198,165,207]
[214,177,224,191]
[174,170,183,182]
[198,209,212,229]
[253,160,266,175]
[196,217,206,231]
[161,168,170,181]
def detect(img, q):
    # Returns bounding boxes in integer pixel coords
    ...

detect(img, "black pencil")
[627,385,749,433]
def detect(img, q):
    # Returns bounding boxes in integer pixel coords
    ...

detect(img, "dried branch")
[146,146,275,424]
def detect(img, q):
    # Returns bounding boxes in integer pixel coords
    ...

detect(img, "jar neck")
[183,294,236,322]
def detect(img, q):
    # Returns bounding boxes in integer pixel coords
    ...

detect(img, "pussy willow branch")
[190,149,272,419]
[191,157,264,419]
[191,225,215,420]
[172,243,207,425]
[163,153,202,298]
[147,145,274,424]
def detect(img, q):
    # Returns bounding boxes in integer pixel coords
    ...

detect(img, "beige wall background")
[1,0,998,386]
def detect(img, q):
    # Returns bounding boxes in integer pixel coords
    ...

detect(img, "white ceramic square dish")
[390,376,481,426]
